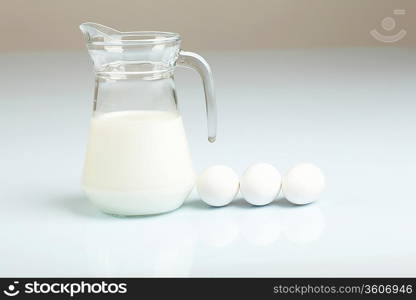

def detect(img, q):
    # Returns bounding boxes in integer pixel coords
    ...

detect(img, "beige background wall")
[0,0,414,52]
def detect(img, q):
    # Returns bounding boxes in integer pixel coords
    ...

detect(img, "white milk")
[82,110,195,215]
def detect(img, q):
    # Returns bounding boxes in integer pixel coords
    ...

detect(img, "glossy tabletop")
[0,48,415,277]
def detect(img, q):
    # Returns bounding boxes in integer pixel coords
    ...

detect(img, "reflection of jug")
[80,23,216,216]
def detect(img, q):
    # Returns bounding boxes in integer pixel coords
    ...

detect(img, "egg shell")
[197,165,239,207]
[240,163,282,206]
[282,163,326,205]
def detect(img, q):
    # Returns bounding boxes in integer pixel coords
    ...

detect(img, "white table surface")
[1,48,415,277]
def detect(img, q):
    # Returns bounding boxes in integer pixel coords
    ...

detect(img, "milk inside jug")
[80,23,216,215]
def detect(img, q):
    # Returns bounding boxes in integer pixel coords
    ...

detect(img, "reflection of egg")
[240,163,282,206]
[196,165,239,207]
[197,213,239,247]
[282,163,326,205]
[241,209,281,246]
[281,206,325,244]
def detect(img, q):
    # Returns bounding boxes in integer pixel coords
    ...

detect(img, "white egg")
[240,163,282,206]
[282,163,326,205]
[196,165,239,207]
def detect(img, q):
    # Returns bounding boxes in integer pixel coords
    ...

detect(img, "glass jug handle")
[177,51,217,143]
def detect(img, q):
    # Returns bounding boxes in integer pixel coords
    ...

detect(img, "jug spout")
[79,22,182,75]
[80,22,181,46]
[80,22,121,44]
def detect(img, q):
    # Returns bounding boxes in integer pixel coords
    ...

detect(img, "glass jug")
[80,23,216,216]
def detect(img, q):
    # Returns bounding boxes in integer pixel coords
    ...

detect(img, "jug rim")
[80,22,181,46]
